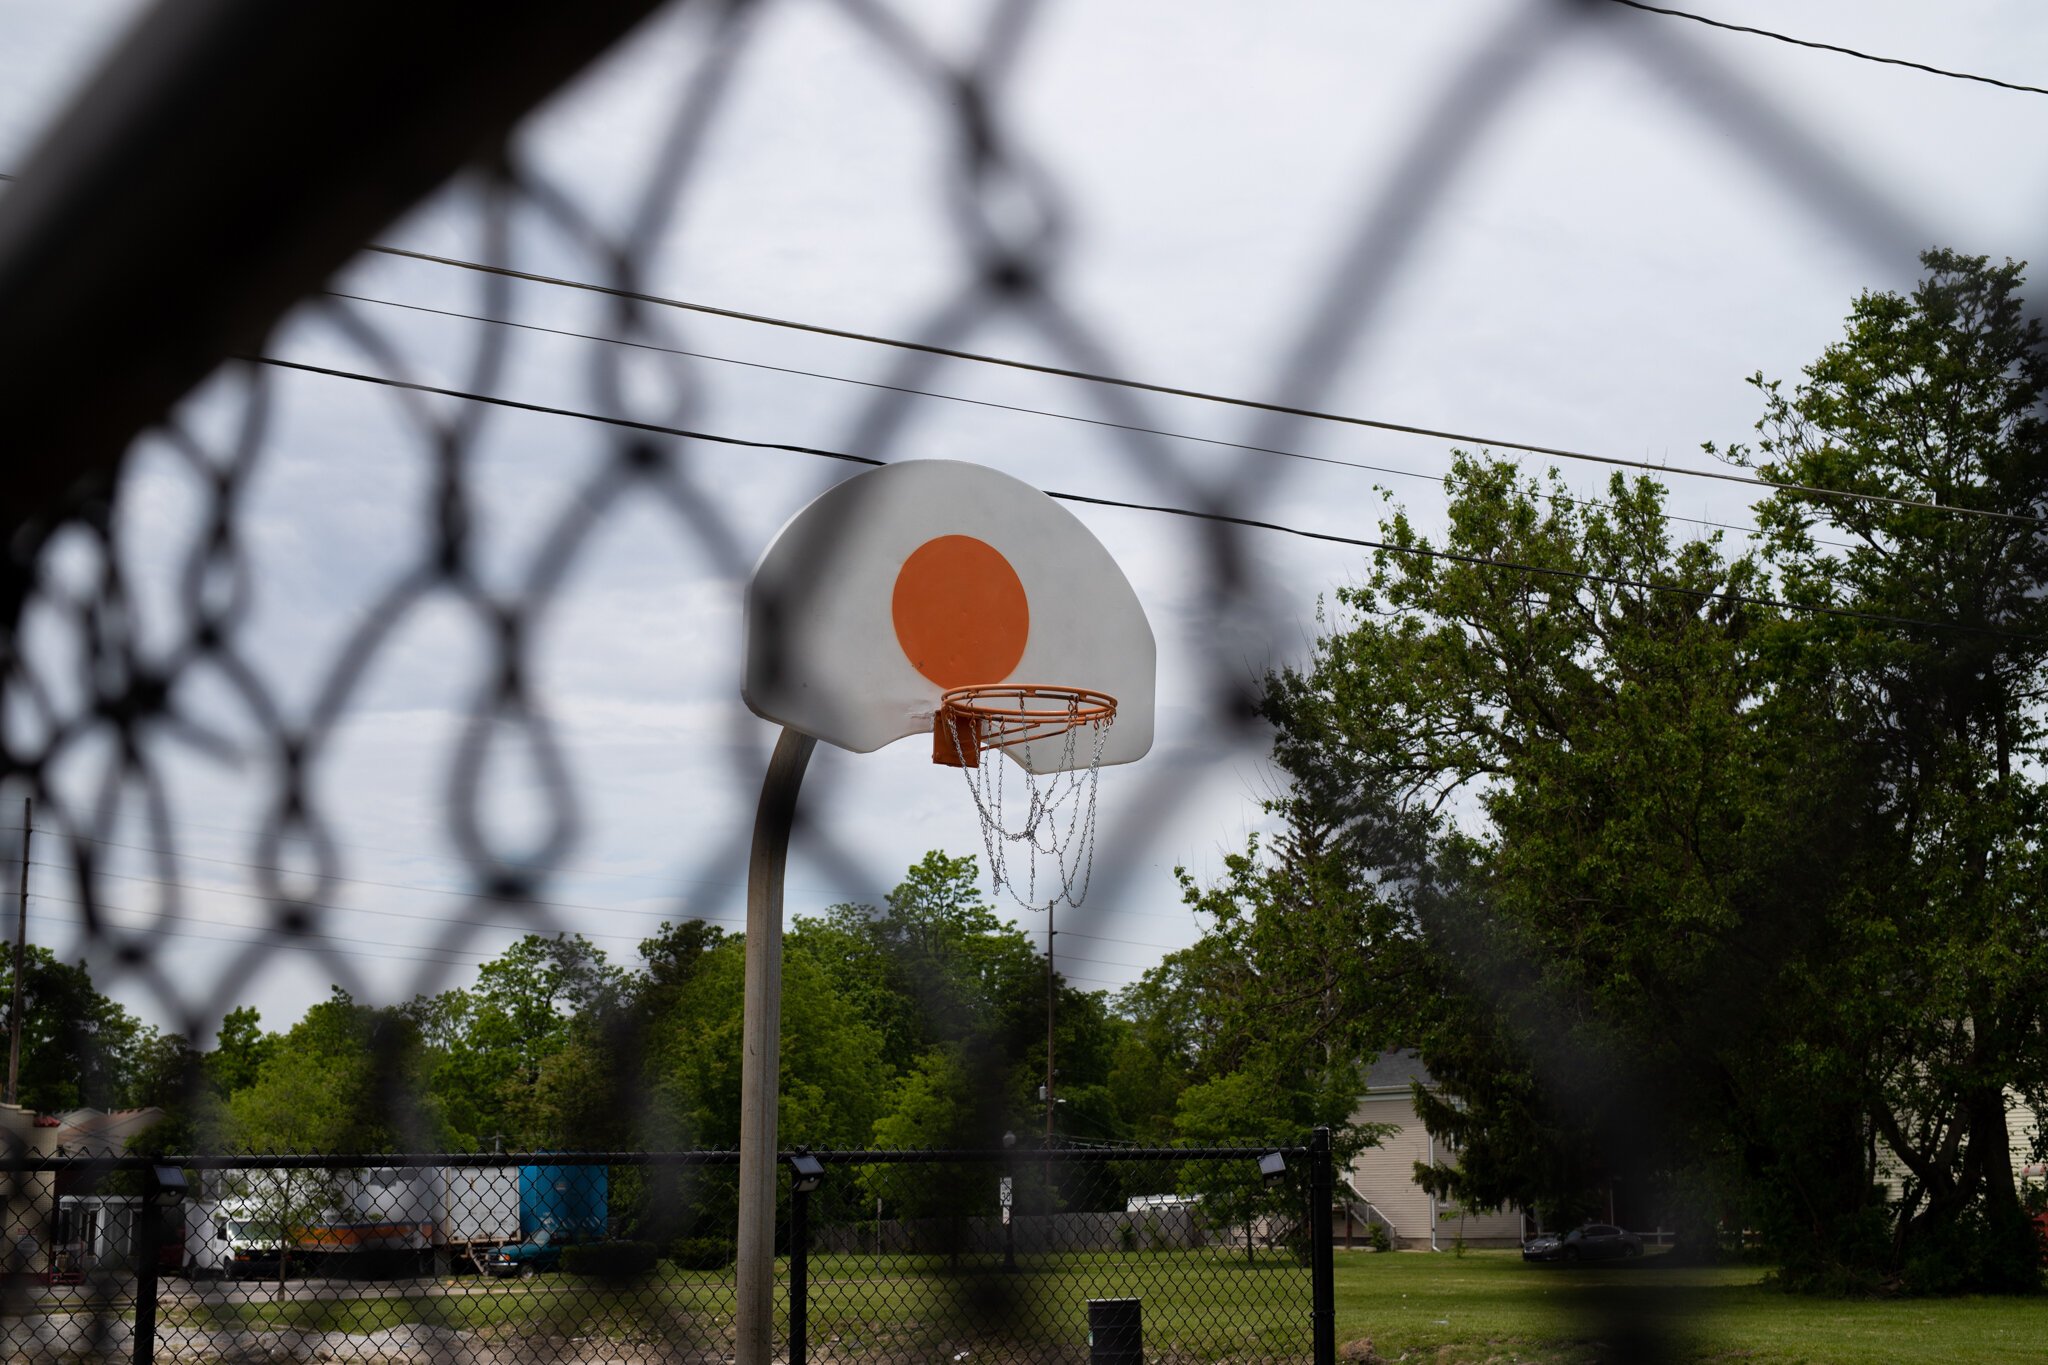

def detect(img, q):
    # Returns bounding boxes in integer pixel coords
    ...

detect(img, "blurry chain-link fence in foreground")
[0,0,1971,1362]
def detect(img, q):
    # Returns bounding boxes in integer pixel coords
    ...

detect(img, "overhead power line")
[329,287,1856,551]
[1603,0,2048,97]
[43,832,748,928]
[7,819,1209,928]
[4,178,2032,531]
[30,887,1136,992]
[25,831,1194,976]
[31,857,735,949]
[28,888,500,972]
[253,353,881,466]
[249,353,2045,644]
[357,243,2045,531]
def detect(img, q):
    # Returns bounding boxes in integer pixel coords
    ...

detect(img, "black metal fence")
[1,1141,1334,1364]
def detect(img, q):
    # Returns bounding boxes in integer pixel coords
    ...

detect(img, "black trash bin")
[1088,1297,1142,1364]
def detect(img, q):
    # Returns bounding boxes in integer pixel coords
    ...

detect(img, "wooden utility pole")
[7,796,30,1107]
[1044,904,1056,1145]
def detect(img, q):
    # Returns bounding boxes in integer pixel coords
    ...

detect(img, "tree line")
[7,847,1359,1240]
[7,846,1360,1163]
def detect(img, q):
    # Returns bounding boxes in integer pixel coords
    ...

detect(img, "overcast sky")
[5,0,2047,1043]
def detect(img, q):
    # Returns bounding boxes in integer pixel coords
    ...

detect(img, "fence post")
[790,1179,809,1365]
[1310,1128,1335,1365]
[133,1167,160,1365]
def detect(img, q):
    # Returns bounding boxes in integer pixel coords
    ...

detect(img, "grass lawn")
[168,1270,738,1338]
[1332,1249,2048,1364]
[158,1251,1312,1358]
[43,1249,2042,1362]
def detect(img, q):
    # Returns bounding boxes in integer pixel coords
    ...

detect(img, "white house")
[1343,1051,1526,1250]
[1,1105,167,1277]
[1875,1090,2043,1203]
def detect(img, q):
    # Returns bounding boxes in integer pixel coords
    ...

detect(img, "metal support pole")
[133,1168,160,1365]
[7,795,30,1107]
[1003,1177,1016,1271]
[790,1181,809,1365]
[735,727,815,1365]
[1309,1127,1335,1365]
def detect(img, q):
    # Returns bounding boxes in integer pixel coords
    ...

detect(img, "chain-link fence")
[1,0,2030,1362]
[1,1144,1329,1365]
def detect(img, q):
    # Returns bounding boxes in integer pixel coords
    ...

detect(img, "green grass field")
[44,1247,2044,1362]
[1330,1249,2048,1364]
[165,1250,1309,1359]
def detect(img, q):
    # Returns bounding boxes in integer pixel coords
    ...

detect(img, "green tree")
[794,851,1116,1148]
[410,933,622,1149]
[1115,807,1399,1233]
[0,946,151,1112]
[205,1006,276,1097]
[1118,805,1399,1154]
[798,852,1044,1074]
[228,988,440,1152]
[1253,448,1896,1266]
[647,932,887,1152]
[1729,248,2048,1291]
[1243,250,2048,1294]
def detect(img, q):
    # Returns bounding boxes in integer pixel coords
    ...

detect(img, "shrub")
[562,1240,660,1281]
[669,1237,738,1271]
[1367,1221,1392,1253]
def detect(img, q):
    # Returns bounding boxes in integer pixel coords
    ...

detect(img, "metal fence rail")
[1,1142,1333,1364]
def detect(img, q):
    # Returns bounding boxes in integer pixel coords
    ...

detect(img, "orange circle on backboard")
[892,535,1030,688]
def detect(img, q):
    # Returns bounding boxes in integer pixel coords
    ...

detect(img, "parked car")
[485,1230,563,1277]
[1521,1223,1643,1263]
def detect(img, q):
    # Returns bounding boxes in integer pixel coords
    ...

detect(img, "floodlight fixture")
[1258,1152,1287,1187]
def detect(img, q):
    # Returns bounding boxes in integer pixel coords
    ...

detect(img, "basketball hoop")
[934,684,1116,912]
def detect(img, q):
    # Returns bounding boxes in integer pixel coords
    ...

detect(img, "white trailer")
[177,1201,231,1277]
[337,1166,521,1256]
[52,1171,523,1280]
[202,1166,521,1274]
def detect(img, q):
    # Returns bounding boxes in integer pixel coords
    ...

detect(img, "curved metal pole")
[736,727,815,1365]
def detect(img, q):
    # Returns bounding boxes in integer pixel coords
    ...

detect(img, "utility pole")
[1044,902,1056,1145]
[7,796,30,1107]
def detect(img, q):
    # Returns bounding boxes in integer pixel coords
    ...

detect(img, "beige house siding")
[1875,1088,2040,1203]
[1349,1094,1434,1245]
[2008,1093,2040,1184]
[1346,1076,1525,1250]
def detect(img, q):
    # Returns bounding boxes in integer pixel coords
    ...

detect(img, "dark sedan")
[1521,1223,1644,1263]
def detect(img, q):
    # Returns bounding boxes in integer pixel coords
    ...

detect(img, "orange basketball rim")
[933,683,1117,768]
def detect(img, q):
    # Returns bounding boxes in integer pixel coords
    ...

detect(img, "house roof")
[1362,1049,1433,1094]
[48,1107,166,1152]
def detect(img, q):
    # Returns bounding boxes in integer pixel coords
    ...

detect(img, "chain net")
[941,689,1112,914]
